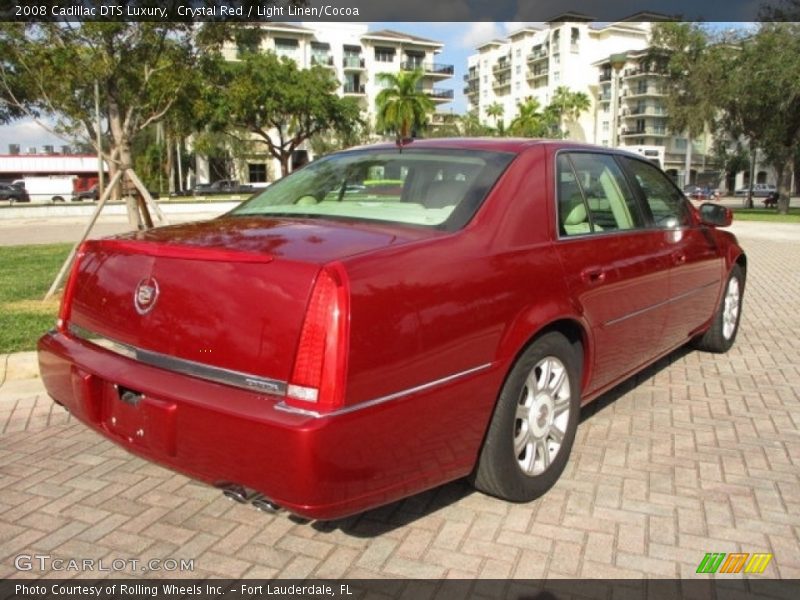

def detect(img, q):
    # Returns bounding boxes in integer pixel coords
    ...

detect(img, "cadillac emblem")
[134,277,159,315]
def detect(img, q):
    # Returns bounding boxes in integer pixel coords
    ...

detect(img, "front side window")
[557,152,644,236]
[620,157,690,228]
[232,148,514,231]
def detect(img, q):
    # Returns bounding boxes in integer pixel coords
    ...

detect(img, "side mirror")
[698,202,733,227]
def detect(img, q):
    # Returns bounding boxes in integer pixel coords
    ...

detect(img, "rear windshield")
[231,147,515,230]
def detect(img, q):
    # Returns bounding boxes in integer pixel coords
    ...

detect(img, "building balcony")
[599,72,613,82]
[492,56,511,73]
[343,83,366,95]
[665,152,707,166]
[463,82,479,95]
[493,77,511,92]
[621,109,668,118]
[623,68,665,79]
[401,61,454,77]
[620,127,668,137]
[528,49,548,63]
[527,70,548,81]
[311,55,334,68]
[624,87,666,98]
[425,88,454,102]
[342,56,365,70]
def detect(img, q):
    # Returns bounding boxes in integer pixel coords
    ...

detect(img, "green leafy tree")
[199,50,362,177]
[486,102,505,135]
[651,23,718,188]
[712,23,800,213]
[0,20,228,211]
[509,98,559,137]
[375,69,435,140]
[460,110,491,137]
[549,86,591,139]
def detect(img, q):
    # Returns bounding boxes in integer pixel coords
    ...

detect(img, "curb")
[0,351,40,386]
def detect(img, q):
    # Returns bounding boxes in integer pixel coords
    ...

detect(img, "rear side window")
[557,152,644,236]
[621,157,690,228]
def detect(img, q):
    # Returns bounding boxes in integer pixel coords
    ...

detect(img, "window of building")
[516,48,522,58]
[275,38,299,59]
[675,138,687,151]
[571,27,580,51]
[552,54,560,65]
[248,163,268,183]
[602,121,609,132]
[374,47,395,62]
[553,71,560,83]
[515,65,521,75]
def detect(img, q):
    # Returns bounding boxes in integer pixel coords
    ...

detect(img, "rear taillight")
[286,263,350,412]
[56,242,88,333]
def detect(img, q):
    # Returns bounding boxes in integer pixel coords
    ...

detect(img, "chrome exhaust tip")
[219,483,257,504]
[252,495,282,514]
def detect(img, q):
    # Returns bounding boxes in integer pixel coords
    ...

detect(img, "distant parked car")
[72,186,98,202]
[0,183,30,203]
[683,185,708,201]
[734,183,776,197]
[193,179,254,195]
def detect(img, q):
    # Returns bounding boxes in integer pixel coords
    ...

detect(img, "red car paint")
[38,139,745,519]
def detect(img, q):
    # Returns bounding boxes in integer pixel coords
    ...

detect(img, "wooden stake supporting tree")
[44,169,169,301]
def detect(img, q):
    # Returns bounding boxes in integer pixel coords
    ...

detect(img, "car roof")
[346,137,649,159]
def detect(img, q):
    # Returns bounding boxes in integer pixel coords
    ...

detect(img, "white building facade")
[215,23,453,184]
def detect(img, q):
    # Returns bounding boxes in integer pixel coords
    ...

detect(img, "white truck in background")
[14,175,76,203]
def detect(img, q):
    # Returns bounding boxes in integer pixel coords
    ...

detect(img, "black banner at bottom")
[2,579,800,600]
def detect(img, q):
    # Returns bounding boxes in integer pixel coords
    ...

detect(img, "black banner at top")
[2,0,799,22]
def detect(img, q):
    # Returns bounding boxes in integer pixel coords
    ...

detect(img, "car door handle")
[671,251,687,265]
[581,268,606,284]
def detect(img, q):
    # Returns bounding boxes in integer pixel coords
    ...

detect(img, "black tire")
[695,264,744,353]
[52,196,65,203]
[471,332,581,502]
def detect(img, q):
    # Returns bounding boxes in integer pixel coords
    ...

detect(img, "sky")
[0,21,753,152]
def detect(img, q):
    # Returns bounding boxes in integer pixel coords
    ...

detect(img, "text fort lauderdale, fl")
[48,5,360,18]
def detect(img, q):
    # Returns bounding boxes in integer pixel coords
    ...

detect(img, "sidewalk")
[1,226,798,579]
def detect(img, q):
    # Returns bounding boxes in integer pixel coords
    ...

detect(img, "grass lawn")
[731,207,800,223]
[0,243,71,353]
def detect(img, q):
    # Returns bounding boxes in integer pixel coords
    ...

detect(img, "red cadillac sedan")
[38,139,745,520]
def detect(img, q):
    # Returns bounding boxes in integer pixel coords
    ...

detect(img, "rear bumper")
[38,331,490,520]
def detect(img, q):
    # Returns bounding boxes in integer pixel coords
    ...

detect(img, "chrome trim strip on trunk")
[67,324,288,396]
[274,362,494,419]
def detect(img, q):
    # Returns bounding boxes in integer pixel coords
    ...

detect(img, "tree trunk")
[165,129,175,194]
[279,154,290,178]
[776,161,792,215]
[684,134,693,188]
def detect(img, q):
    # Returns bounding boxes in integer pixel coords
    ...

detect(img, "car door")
[619,157,724,349]
[553,151,674,395]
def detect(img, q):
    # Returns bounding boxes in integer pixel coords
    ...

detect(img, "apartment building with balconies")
[465,15,653,142]
[214,23,453,183]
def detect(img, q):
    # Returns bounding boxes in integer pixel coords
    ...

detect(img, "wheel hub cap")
[514,356,572,476]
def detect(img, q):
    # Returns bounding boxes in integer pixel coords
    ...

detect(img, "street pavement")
[0,220,798,579]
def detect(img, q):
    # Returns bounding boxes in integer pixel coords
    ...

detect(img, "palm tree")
[486,102,505,134]
[509,98,553,137]
[550,86,591,138]
[375,70,435,140]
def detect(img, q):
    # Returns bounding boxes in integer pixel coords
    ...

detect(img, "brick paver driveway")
[1,222,798,579]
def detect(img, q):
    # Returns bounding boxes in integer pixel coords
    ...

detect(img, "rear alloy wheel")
[472,332,580,502]
[695,264,744,353]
